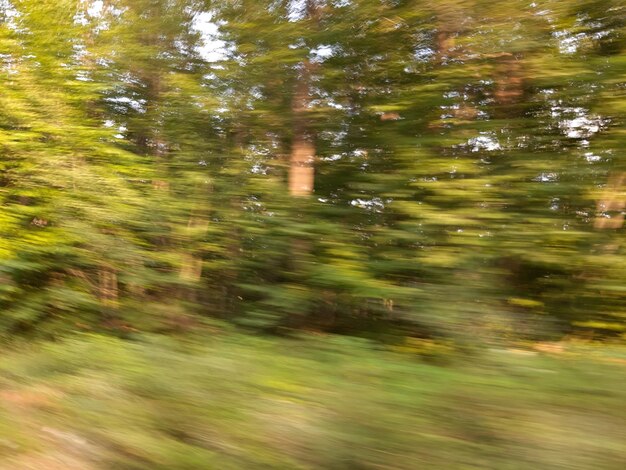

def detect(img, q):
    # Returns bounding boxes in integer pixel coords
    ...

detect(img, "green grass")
[0,331,624,469]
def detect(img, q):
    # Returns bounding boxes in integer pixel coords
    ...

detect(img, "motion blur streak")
[0,0,624,468]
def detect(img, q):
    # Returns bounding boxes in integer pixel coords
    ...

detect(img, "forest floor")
[0,330,624,469]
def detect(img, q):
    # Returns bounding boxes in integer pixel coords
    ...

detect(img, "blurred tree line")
[0,0,624,342]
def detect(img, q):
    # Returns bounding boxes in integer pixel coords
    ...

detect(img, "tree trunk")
[288,0,319,197]
[595,172,626,230]
[494,54,524,106]
[289,62,316,196]
[98,267,118,309]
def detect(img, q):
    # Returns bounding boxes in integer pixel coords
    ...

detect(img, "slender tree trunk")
[595,172,626,230]
[98,267,118,309]
[179,214,208,294]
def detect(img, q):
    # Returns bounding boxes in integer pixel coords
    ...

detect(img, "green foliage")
[0,0,623,341]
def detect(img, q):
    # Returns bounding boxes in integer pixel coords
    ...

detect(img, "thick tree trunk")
[289,137,315,196]
[494,55,524,105]
[289,62,315,197]
[288,0,319,197]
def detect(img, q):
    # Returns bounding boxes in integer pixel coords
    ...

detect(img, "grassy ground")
[0,330,623,469]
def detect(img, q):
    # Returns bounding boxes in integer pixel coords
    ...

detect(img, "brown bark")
[289,138,315,196]
[98,267,118,308]
[595,172,626,229]
[436,30,456,64]
[494,55,524,105]
[434,2,464,64]
[288,66,315,196]
[288,0,319,197]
